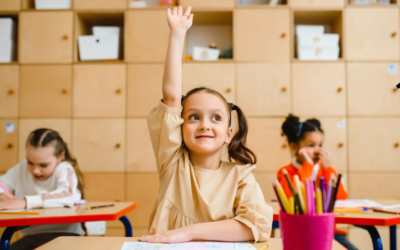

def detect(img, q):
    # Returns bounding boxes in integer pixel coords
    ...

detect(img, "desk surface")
[0,202,136,227]
[36,237,346,250]
[271,199,400,226]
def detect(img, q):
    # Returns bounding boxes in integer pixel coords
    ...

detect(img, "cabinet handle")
[115,199,121,202]
[115,143,121,148]
[62,89,68,94]
[63,35,69,40]
[395,142,399,148]
[7,143,13,149]
[281,33,286,38]
[393,87,398,92]
[226,88,232,93]
[281,87,287,92]
[338,142,344,148]
[282,143,287,149]
[392,32,397,38]
[116,89,122,94]
[8,89,15,95]
[337,87,342,93]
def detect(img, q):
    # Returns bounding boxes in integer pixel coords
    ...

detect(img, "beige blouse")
[147,101,273,242]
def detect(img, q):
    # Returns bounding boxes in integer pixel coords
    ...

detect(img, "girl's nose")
[199,121,211,131]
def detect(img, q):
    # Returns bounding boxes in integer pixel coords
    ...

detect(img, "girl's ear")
[289,142,298,153]
[56,151,65,164]
[225,126,233,144]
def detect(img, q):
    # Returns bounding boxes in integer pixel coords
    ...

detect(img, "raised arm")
[162,6,193,108]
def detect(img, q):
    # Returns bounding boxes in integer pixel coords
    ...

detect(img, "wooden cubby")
[185,11,233,60]
[238,0,287,6]
[293,10,343,60]
[22,0,72,10]
[0,13,18,63]
[74,11,124,62]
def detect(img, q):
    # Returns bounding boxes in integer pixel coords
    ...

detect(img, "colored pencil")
[329,174,342,212]
[275,180,290,213]
[289,197,295,215]
[319,177,326,212]
[272,182,285,212]
[294,175,306,214]
[282,169,295,196]
[0,181,11,195]
[316,187,323,215]
[325,176,334,213]
[0,211,39,215]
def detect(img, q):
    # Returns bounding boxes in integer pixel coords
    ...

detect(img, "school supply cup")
[280,211,335,250]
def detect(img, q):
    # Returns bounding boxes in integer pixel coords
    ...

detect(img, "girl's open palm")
[167,6,193,32]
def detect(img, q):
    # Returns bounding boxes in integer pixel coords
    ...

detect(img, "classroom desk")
[271,199,400,250]
[0,202,136,250]
[36,237,347,250]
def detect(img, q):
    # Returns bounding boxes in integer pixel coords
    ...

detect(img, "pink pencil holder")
[280,211,335,250]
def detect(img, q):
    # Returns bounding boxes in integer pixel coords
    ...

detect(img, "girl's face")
[26,145,63,181]
[182,92,233,157]
[291,131,324,164]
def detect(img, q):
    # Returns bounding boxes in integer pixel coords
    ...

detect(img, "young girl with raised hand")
[0,128,85,250]
[278,114,358,250]
[140,6,272,244]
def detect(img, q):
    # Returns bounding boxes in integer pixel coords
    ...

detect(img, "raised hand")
[167,6,193,32]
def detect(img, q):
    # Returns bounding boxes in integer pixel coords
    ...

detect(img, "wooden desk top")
[271,199,400,226]
[37,237,347,250]
[0,202,136,227]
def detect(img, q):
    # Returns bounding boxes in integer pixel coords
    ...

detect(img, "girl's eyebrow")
[183,108,224,115]
[26,157,51,165]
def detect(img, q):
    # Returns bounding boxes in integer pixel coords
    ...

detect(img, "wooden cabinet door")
[0,0,20,10]
[345,8,399,61]
[20,65,72,118]
[19,12,73,63]
[72,119,125,172]
[83,173,125,202]
[349,118,400,172]
[127,64,163,117]
[182,63,235,103]
[125,10,169,62]
[18,119,72,161]
[291,0,344,8]
[0,119,18,171]
[234,9,290,62]
[0,66,18,118]
[237,63,290,116]
[247,118,290,172]
[74,0,126,9]
[292,62,346,116]
[348,63,400,115]
[349,173,400,199]
[127,119,157,172]
[180,0,234,9]
[73,64,126,118]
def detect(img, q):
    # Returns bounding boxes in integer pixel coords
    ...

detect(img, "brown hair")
[26,128,85,198]
[182,87,257,165]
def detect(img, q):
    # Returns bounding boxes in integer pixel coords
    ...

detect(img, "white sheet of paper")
[120,242,256,250]
[335,199,384,208]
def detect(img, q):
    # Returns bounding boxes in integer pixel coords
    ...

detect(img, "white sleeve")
[0,163,20,195]
[25,163,81,209]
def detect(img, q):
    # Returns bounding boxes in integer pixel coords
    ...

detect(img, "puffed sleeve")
[147,101,185,174]
[233,165,273,242]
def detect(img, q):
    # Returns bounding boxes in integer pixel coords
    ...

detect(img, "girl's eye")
[40,164,48,168]
[212,115,221,122]
[189,115,199,121]
[27,162,33,165]
[308,145,314,148]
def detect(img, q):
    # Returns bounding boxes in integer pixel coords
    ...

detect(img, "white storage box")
[0,39,15,63]
[78,35,119,61]
[93,26,120,37]
[35,0,71,9]
[296,25,324,36]
[130,0,147,7]
[192,46,220,61]
[298,33,339,47]
[298,46,340,60]
[0,18,16,39]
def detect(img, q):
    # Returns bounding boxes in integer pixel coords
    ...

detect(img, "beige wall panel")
[74,0,126,9]
[0,119,18,171]
[18,119,72,161]
[127,64,163,117]
[234,9,290,62]
[345,8,399,61]
[292,63,346,116]
[72,119,125,172]
[126,173,159,228]
[0,0,20,10]
[349,118,400,171]
[255,172,278,203]
[182,63,235,103]
[349,173,400,199]
[126,119,157,172]
[73,64,126,118]
[347,63,400,115]
[247,118,291,172]
[83,173,125,202]
[125,10,169,62]
[20,65,72,118]
[19,12,73,63]
[0,66,18,118]
[237,63,291,116]
[180,0,234,8]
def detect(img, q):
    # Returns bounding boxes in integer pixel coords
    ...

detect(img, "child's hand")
[167,6,193,33]
[0,193,16,201]
[0,198,27,210]
[319,150,331,169]
[297,148,314,165]
[139,226,193,243]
